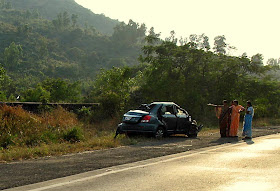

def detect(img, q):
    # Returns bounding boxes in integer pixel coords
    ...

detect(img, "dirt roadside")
[1,126,280,190]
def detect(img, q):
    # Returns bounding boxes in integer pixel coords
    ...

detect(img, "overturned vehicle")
[115,102,203,138]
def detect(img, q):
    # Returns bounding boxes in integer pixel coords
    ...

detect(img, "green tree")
[32,9,40,19]
[0,0,11,9]
[5,1,11,9]
[112,19,147,47]
[188,33,210,50]
[23,78,81,103]
[23,85,51,103]
[165,30,177,43]
[63,11,70,28]
[52,11,70,30]
[267,58,279,66]
[267,58,280,70]
[89,67,135,117]
[41,78,81,103]
[198,33,210,51]
[25,10,32,19]
[0,66,7,101]
[146,27,161,43]
[3,42,23,71]
[213,35,227,54]
[139,34,273,119]
[189,34,198,48]
[71,14,78,28]
[36,36,49,59]
[17,24,32,36]
[250,53,265,73]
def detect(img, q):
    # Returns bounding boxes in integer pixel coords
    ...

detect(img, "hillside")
[0,0,147,100]
[0,0,279,128]
[10,0,119,35]
[0,7,139,79]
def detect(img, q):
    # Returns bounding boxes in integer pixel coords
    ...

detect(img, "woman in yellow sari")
[229,100,244,137]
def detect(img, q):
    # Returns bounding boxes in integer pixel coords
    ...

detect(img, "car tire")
[154,127,165,139]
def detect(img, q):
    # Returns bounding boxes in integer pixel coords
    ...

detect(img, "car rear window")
[137,104,155,112]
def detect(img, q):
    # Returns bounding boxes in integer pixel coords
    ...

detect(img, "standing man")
[242,101,254,139]
[229,100,244,137]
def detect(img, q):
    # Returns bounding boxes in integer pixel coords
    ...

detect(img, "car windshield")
[137,104,155,112]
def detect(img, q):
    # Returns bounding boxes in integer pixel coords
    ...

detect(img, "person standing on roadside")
[242,101,254,139]
[229,100,245,137]
[208,100,231,137]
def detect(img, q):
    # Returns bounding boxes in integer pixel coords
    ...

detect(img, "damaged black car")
[115,102,203,138]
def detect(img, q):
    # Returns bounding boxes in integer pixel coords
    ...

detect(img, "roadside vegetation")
[0,104,279,162]
[0,0,279,162]
[0,105,142,162]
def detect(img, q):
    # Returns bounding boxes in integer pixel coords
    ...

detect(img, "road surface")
[5,133,280,191]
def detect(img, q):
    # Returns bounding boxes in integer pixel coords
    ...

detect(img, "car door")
[161,105,177,133]
[176,107,191,133]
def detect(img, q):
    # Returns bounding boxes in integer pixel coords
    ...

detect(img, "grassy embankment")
[0,105,279,162]
[0,105,139,162]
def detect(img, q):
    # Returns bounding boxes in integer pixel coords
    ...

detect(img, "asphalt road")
[1,126,280,190]
[5,133,280,191]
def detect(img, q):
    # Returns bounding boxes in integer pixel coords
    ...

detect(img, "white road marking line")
[19,134,280,191]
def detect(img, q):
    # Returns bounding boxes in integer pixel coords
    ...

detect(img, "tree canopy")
[0,0,279,123]
[87,32,280,121]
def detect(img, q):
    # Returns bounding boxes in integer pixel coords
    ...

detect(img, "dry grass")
[253,117,280,127]
[0,134,137,162]
[0,105,279,163]
[40,106,79,129]
[0,105,140,162]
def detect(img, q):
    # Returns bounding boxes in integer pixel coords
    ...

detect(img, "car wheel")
[154,127,165,139]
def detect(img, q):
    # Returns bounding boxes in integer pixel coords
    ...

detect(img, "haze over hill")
[0,0,147,101]
[75,0,280,65]
[0,0,278,113]
[10,0,119,35]
[0,0,146,77]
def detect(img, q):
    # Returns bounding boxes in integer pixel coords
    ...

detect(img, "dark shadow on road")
[210,137,239,144]
[129,134,199,147]
[210,137,255,145]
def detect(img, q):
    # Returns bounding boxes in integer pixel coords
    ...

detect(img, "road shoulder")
[1,126,280,190]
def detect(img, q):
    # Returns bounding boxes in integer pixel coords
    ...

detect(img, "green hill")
[10,0,119,35]
[0,0,147,100]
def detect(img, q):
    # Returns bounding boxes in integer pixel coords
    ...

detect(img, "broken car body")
[115,102,203,138]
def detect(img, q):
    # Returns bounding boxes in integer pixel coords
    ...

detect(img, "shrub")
[0,134,16,148]
[0,105,43,147]
[77,106,92,120]
[0,105,80,148]
[40,106,78,129]
[40,130,59,144]
[62,126,84,143]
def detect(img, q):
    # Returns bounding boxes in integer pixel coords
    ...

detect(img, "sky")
[75,0,280,63]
